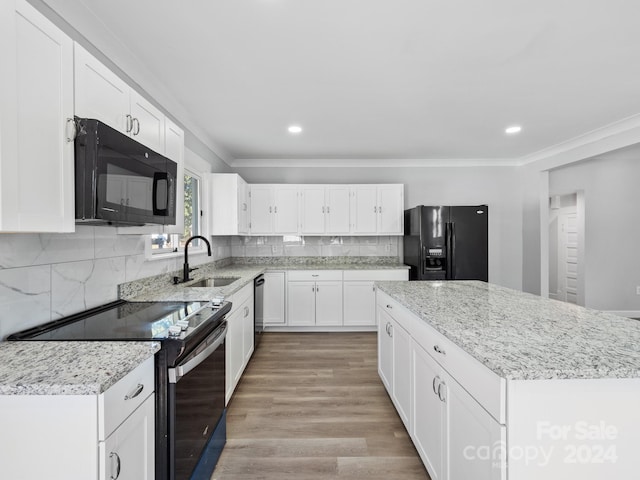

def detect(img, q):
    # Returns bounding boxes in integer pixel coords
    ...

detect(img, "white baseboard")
[605,310,640,319]
[264,325,377,332]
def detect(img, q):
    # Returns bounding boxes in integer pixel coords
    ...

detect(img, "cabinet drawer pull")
[432,376,440,396]
[438,380,446,403]
[433,345,446,355]
[312,274,319,277]
[124,383,144,401]
[110,452,121,479]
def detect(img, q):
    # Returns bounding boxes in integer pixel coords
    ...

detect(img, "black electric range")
[8,299,232,480]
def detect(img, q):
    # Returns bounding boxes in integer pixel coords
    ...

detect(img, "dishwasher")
[254,274,265,347]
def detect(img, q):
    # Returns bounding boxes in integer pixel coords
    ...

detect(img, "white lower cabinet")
[378,306,411,430]
[101,394,155,480]
[225,283,255,404]
[343,270,408,326]
[287,271,343,326]
[0,356,155,480]
[379,291,506,480]
[263,271,286,326]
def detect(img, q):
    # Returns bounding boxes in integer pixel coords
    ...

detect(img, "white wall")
[549,153,640,312]
[234,165,523,290]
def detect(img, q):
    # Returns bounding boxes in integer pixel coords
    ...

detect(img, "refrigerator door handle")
[445,222,452,279]
[450,222,456,280]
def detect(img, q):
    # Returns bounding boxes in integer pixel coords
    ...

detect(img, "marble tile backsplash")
[0,228,230,340]
[0,230,397,340]
[229,235,400,258]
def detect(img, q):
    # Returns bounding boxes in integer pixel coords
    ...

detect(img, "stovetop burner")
[8,300,225,341]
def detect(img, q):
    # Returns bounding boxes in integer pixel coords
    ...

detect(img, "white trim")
[539,171,550,299]
[264,326,377,332]
[517,113,640,170]
[230,157,519,168]
[605,311,640,319]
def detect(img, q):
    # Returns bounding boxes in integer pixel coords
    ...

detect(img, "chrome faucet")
[183,235,212,283]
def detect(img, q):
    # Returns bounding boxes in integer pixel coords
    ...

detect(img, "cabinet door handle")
[438,380,446,403]
[242,203,247,211]
[374,206,378,213]
[327,206,330,214]
[132,117,140,135]
[388,323,393,337]
[124,383,144,400]
[379,205,383,213]
[244,306,249,317]
[274,206,278,213]
[269,206,272,213]
[125,114,133,133]
[316,285,319,292]
[433,345,446,356]
[322,206,325,213]
[432,376,441,396]
[110,452,121,479]
[65,118,77,142]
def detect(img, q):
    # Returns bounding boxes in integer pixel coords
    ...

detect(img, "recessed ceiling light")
[288,125,302,134]
[505,125,522,134]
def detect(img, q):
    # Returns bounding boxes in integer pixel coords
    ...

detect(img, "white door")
[377,307,394,392]
[274,186,299,234]
[378,185,404,234]
[1,0,75,232]
[315,281,343,326]
[343,282,376,326]
[263,272,286,325]
[74,43,130,134]
[412,342,445,480]
[351,186,378,234]
[559,211,579,304]
[325,186,351,234]
[300,186,326,234]
[102,395,155,480]
[249,185,274,234]
[130,91,165,153]
[287,282,316,326]
[447,375,505,480]
[392,320,412,431]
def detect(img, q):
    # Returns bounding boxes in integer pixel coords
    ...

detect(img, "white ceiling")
[41,0,640,164]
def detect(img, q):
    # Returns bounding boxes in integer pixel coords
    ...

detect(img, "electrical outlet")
[636,286,640,295]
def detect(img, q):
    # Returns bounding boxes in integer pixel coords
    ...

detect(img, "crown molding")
[516,113,640,171]
[230,157,520,168]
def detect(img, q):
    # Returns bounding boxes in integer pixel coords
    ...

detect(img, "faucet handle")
[189,267,199,273]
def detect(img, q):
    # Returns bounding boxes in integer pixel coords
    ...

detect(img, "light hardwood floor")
[211,332,430,480]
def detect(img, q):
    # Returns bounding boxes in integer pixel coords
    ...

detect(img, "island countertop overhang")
[374,280,640,380]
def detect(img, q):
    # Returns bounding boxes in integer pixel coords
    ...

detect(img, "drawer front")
[344,269,408,281]
[287,270,343,282]
[99,355,155,440]
[228,281,253,314]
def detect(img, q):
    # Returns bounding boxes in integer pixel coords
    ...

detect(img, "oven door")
[168,322,227,480]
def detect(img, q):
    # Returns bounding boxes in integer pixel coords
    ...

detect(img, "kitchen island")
[375,280,640,480]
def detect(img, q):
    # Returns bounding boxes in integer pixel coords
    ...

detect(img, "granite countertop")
[375,280,640,381]
[0,341,160,395]
[120,260,409,302]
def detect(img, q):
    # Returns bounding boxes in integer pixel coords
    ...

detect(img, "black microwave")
[74,117,177,226]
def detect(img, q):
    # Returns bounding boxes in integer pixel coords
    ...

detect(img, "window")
[151,170,203,254]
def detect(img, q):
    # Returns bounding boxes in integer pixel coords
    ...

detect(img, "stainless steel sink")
[189,277,240,288]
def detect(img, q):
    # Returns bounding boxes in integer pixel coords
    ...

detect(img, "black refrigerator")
[403,205,488,281]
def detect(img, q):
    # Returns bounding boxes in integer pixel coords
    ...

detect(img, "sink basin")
[189,277,240,288]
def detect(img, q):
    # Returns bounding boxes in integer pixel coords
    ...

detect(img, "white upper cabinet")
[249,185,299,235]
[273,186,299,234]
[209,173,249,236]
[249,185,274,234]
[74,43,165,154]
[0,0,75,232]
[74,43,129,134]
[351,184,404,235]
[300,185,351,235]
[351,185,378,234]
[325,186,351,234]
